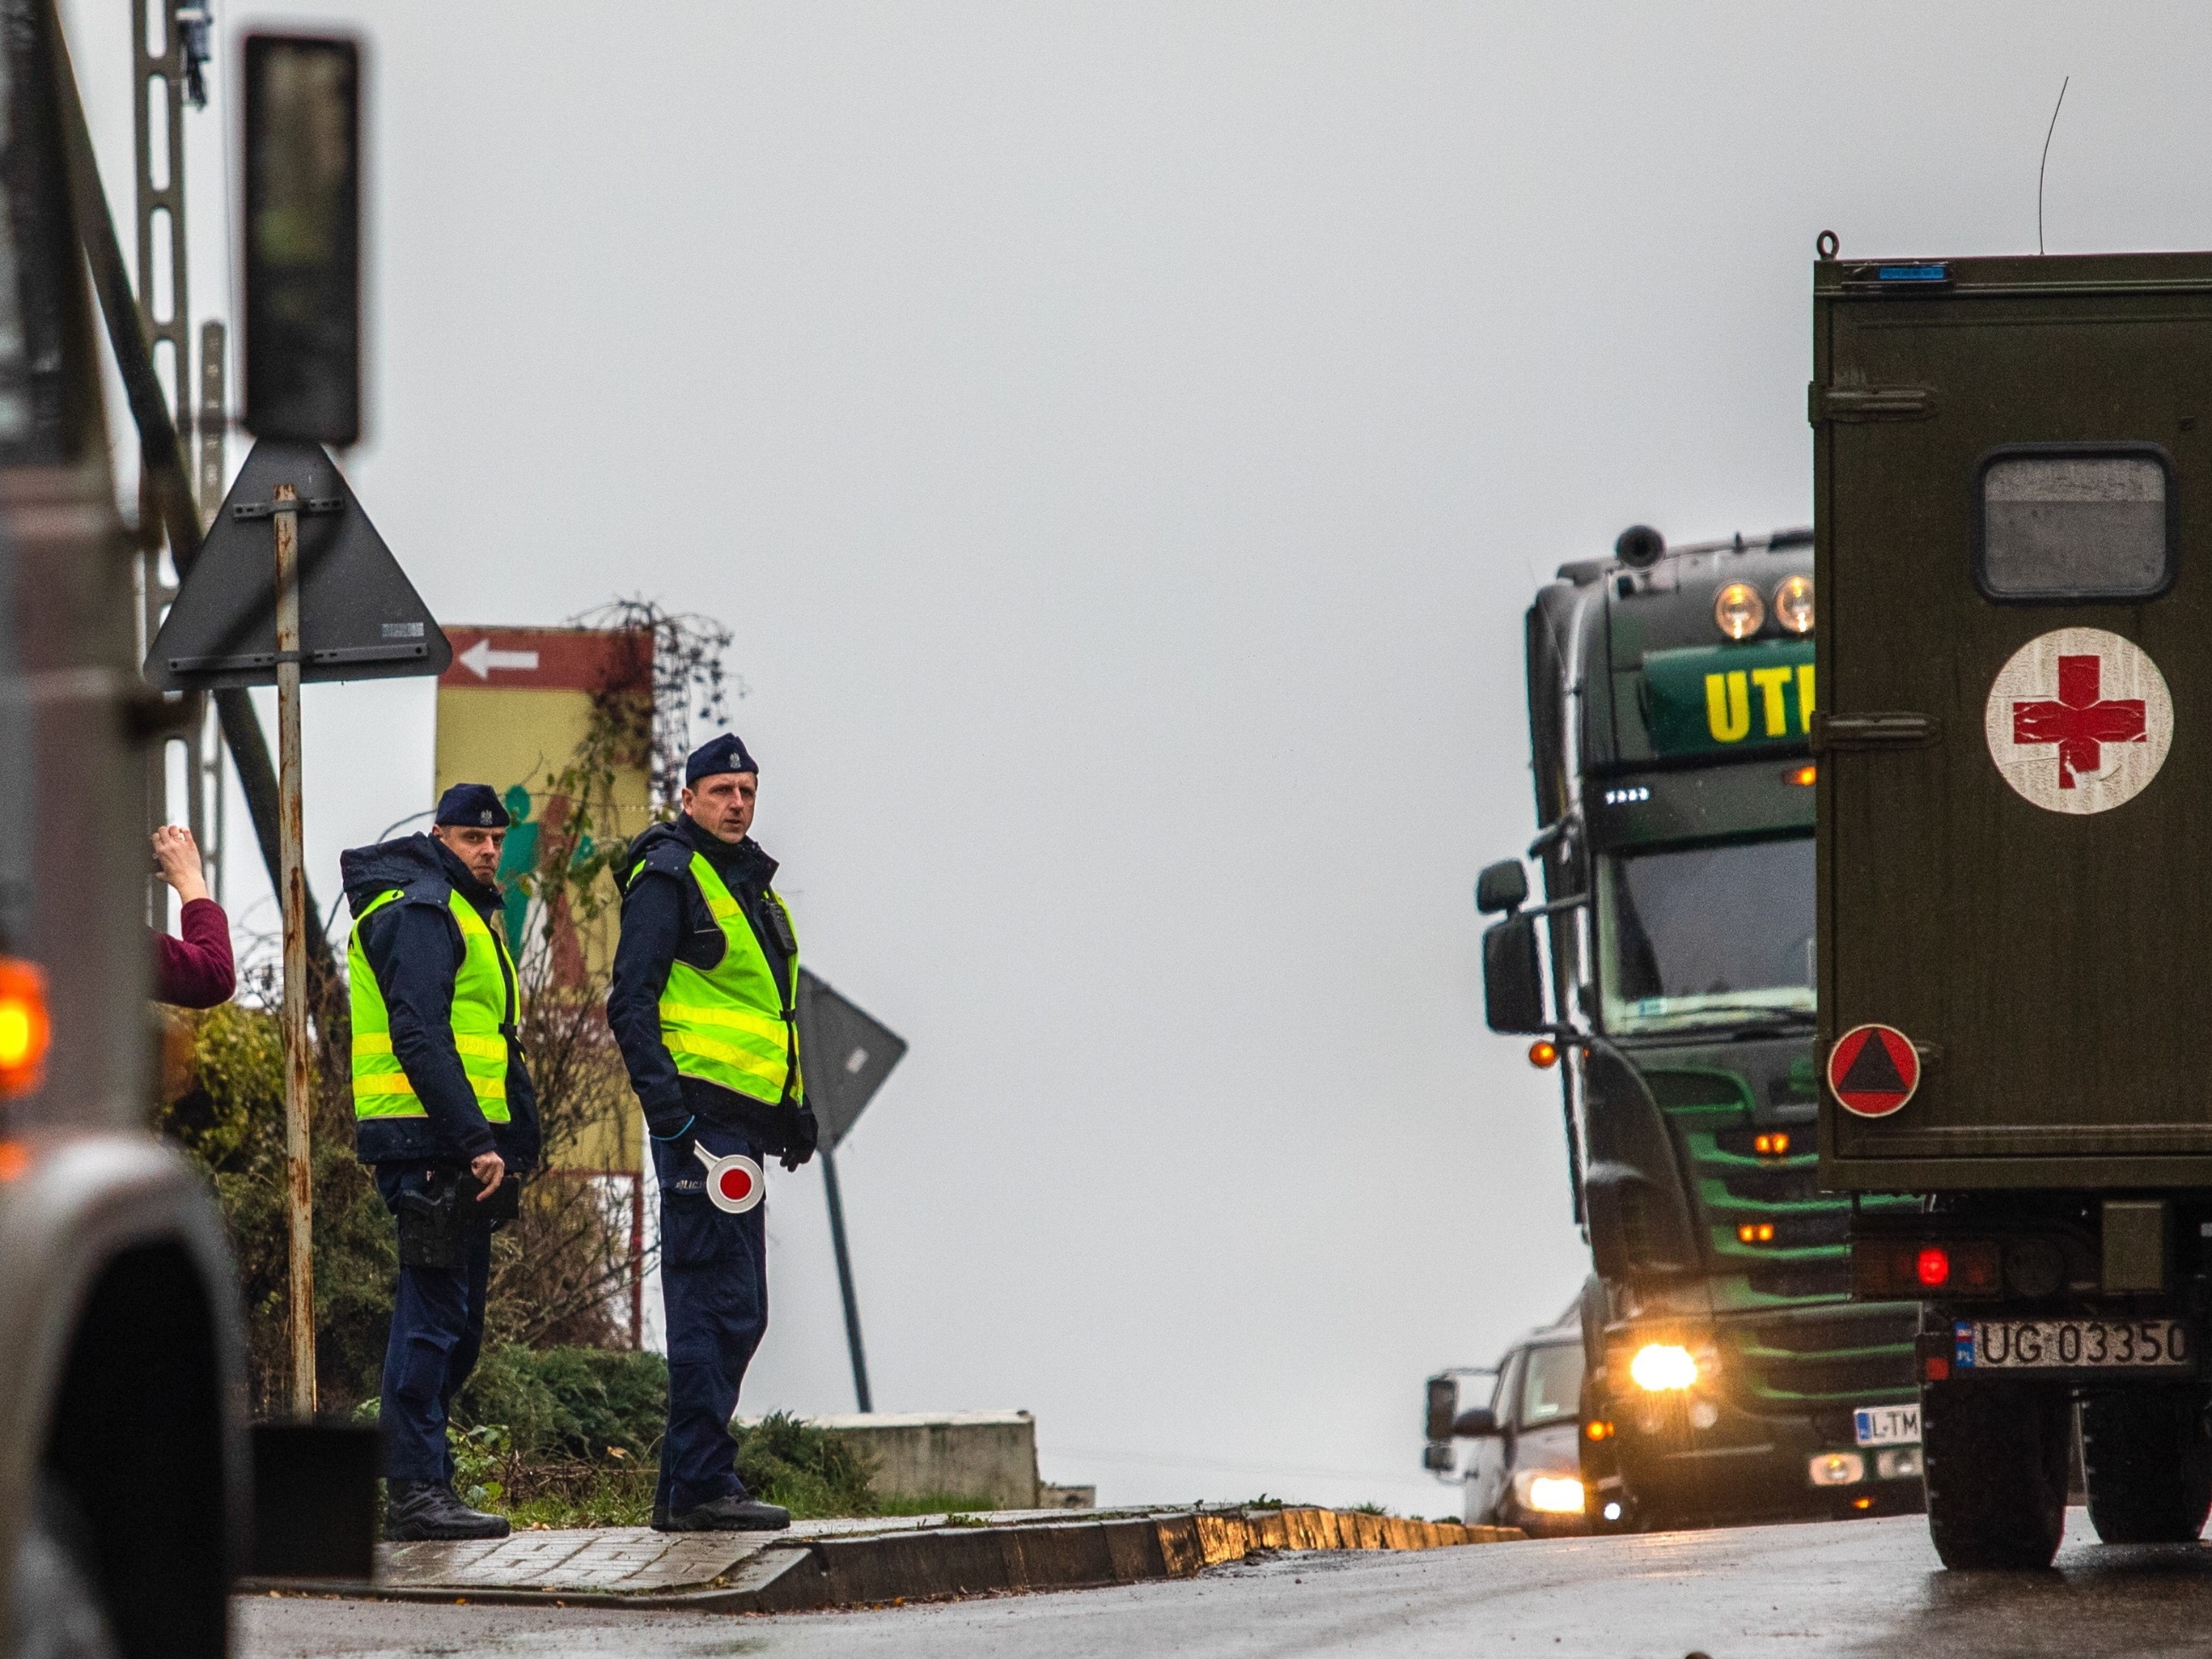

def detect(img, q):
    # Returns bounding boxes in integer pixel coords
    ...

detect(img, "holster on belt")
[396,1166,523,1268]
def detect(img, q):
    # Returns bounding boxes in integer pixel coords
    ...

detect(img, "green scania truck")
[1472,524,1923,1530]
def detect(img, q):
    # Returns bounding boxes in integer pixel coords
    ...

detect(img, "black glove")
[779,1103,819,1171]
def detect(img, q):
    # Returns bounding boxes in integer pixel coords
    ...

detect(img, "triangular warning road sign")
[796,968,909,1153]
[1839,1029,1909,1097]
[145,438,451,691]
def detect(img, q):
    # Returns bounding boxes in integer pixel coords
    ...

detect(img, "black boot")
[660,1491,790,1532]
[385,1479,511,1542]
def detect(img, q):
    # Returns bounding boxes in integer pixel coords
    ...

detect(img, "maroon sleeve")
[152,898,236,1008]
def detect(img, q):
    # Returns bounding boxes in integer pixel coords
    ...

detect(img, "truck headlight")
[1628,1343,1699,1392]
[1772,573,1814,634]
[1713,581,1765,639]
[1809,1451,1866,1486]
[1513,1470,1586,1514]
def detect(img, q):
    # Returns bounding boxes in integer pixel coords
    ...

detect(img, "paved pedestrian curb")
[243,1506,1523,1613]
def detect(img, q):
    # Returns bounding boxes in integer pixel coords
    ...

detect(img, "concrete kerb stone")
[258,1504,1525,1616]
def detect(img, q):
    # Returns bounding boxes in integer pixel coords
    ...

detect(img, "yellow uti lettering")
[1750,666,1793,737]
[1705,671,1750,742]
[1797,664,1816,729]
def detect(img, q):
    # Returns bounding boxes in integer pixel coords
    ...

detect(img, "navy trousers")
[376,1165,493,1484]
[652,1121,769,1516]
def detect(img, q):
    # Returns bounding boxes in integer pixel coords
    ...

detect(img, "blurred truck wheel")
[1923,1379,2067,1570]
[10,1481,120,1659]
[2081,1386,2212,1545]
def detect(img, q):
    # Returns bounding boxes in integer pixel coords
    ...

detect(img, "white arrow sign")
[458,638,540,680]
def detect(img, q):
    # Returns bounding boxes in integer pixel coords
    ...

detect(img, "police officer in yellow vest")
[341,782,541,1541]
[610,734,816,1531]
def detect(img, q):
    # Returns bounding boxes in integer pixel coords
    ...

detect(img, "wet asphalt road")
[237,1509,2212,1658]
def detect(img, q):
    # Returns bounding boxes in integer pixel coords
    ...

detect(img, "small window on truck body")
[1975,445,2175,603]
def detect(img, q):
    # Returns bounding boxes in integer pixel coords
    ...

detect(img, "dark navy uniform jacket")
[608,818,795,1144]
[339,834,543,1172]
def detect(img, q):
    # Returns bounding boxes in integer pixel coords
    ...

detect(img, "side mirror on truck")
[1483,913,1547,1034]
[1474,859,1529,915]
[1425,1373,1460,1442]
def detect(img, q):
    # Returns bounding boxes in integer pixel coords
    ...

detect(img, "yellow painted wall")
[433,684,653,1175]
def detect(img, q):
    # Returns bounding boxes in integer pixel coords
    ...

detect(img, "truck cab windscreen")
[1596,835,1814,1035]
[1520,1343,1584,1429]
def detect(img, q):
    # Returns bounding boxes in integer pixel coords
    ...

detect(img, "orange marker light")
[1753,1132,1792,1156]
[0,960,50,1097]
[1737,1222,1776,1245]
[1850,1496,1875,1511]
[1584,1419,1613,1442]
[1784,764,1817,787]
[1527,1039,1559,1070]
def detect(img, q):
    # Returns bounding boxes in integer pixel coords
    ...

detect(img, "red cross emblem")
[2010,654,2146,790]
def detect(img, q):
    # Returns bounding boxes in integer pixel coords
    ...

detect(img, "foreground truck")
[1816,247,2212,1570]
[0,4,382,1650]
[1468,523,1923,1530]
[0,3,248,1650]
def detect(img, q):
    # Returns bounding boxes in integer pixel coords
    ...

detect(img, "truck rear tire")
[2081,1386,2212,1544]
[1923,1379,2068,1570]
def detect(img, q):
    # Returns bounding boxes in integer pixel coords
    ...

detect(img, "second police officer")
[610,733,817,1531]
[343,784,541,1542]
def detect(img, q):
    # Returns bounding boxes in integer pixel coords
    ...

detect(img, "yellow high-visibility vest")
[349,887,515,1124]
[648,852,801,1107]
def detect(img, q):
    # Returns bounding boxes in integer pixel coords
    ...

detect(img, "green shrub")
[733,1411,878,1517]
[453,1344,668,1462]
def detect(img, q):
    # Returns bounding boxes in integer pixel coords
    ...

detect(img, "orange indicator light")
[1584,1420,1613,1442]
[1737,1222,1776,1245]
[1850,1496,1875,1511]
[1753,1132,1791,1156]
[1527,1039,1559,1070]
[1784,764,1817,787]
[0,961,50,1097]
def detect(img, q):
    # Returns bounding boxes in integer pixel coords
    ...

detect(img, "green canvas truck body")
[1475,528,1920,1530]
[1816,248,2212,1568]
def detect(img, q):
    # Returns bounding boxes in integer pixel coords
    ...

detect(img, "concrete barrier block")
[1154,1514,1206,1576]
[1100,1517,1169,1582]
[748,1411,1041,1510]
[1191,1513,1251,1568]
[1246,1508,1289,1550]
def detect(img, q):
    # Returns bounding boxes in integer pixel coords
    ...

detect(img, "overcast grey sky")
[62,2,2212,1513]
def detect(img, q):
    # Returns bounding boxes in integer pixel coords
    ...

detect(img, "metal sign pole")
[274,480,316,1415]
[818,1145,873,1412]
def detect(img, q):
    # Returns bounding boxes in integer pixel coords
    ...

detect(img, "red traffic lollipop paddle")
[693,1142,766,1214]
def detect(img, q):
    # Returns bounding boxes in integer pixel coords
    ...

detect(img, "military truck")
[1815,248,2212,1570]
[1474,524,1923,1531]
[0,5,380,1650]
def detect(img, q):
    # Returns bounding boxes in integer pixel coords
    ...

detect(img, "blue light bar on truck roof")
[1877,264,1948,282]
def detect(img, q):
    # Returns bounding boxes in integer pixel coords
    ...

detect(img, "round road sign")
[693,1143,766,1214]
[1827,1023,1921,1118]
[1984,627,2171,814]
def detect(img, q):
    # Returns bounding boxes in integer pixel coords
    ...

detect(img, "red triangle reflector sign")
[1827,1024,1921,1118]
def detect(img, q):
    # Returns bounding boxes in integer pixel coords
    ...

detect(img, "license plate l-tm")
[1854,1405,1919,1447]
